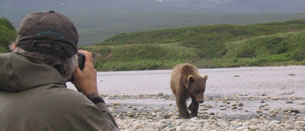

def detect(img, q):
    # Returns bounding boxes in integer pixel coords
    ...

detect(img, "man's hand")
[72,50,98,95]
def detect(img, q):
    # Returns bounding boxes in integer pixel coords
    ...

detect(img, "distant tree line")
[0,18,16,51]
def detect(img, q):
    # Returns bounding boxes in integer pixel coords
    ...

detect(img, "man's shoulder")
[0,53,11,60]
[27,85,100,116]
[0,52,10,56]
[38,85,94,107]
[0,85,115,131]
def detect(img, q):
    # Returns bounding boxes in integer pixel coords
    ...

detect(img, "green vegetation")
[0,18,16,52]
[81,43,199,70]
[0,46,8,53]
[90,20,305,71]
[1,17,305,71]
[99,20,305,58]
[216,31,305,67]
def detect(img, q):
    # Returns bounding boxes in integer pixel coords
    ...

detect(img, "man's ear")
[203,75,208,80]
[10,43,17,51]
[187,75,195,83]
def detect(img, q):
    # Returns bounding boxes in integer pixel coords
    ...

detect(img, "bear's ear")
[203,75,208,80]
[187,75,195,83]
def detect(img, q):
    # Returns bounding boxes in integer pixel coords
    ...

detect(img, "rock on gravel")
[249,125,259,130]
[282,107,300,114]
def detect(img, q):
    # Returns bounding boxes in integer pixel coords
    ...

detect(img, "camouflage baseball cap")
[15,10,78,58]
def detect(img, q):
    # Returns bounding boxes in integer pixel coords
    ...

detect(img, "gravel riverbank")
[66,66,305,130]
[104,94,305,131]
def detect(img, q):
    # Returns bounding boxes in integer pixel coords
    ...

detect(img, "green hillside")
[90,20,305,71]
[81,43,199,70]
[1,17,305,71]
[99,20,305,57]
[206,31,305,68]
[0,18,16,52]
[100,20,305,45]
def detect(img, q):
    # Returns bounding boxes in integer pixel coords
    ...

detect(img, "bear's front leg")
[190,97,199,117]
[188,102,193,111]
[176,96,190,119]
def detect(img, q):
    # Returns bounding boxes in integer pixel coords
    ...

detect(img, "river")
[67,66,305,120]
[68,66,305,97]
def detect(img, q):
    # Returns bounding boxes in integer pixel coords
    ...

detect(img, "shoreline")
[97,65,305,73]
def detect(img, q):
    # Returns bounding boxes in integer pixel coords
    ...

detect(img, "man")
[0,10,119,131]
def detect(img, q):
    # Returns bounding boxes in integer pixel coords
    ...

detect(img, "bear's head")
[186,74,208,103]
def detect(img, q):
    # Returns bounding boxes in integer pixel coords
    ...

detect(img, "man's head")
[12,10,79,81]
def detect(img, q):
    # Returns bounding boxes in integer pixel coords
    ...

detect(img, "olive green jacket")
[0,53,119,131]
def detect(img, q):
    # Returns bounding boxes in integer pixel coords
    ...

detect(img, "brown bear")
[170,63,208,119]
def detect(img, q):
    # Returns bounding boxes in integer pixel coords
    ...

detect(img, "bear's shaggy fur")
[170,63,208,118]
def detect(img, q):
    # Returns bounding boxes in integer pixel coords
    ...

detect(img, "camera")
[78,52,85,70]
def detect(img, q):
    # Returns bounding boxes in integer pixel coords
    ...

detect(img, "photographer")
[0,10,119,131]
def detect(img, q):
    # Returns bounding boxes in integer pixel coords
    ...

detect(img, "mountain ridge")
[2,0,305,45]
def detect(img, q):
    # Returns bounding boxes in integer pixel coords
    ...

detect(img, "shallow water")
[67,66,305,119]
[69,66,305,96]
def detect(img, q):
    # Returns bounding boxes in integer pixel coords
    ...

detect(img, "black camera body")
[78,52,85,70]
